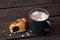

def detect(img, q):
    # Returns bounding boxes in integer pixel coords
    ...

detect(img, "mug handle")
[44,20,51,32]
[46,20,51,27]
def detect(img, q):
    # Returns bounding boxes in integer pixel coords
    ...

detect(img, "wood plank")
[0,16,60,39]
[0,0,60,8]
[18,35,60,40]
[0,16,60,34]
[50,16,60,34]
[0,3,60,22]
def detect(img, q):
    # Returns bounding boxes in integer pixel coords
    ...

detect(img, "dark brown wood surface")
[0,16,60,40]
[0,16,60,34]
[19,34,60,40]
[0,0,60,8]
[0,3,60,22]
[0,0,60,40]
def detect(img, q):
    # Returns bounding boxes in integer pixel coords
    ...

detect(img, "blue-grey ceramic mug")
[29,8,51,35]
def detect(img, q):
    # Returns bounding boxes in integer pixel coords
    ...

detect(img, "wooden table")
[0,0,60,40]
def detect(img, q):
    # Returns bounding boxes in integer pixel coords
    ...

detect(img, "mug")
[29,8,51,35]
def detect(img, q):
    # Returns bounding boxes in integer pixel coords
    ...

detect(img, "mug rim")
[29,8,49,22]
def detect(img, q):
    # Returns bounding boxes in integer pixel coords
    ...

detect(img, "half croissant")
[9,18,27,34]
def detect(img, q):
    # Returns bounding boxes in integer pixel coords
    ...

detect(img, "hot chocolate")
[30,11,49,21]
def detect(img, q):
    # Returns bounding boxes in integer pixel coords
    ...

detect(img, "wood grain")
[0,16,60,39]
[0,16,60,34]
[0,0,60,8]
[50,16,60,34]
[0,3,60,22]
[0,0,59,39]
[18,35,60,40]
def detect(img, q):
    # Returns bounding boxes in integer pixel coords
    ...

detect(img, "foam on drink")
[30,11,49,21]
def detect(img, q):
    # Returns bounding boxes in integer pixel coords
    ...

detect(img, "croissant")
[9,18,27,34]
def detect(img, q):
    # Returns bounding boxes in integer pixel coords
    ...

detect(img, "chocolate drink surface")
[30,11,49,21]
